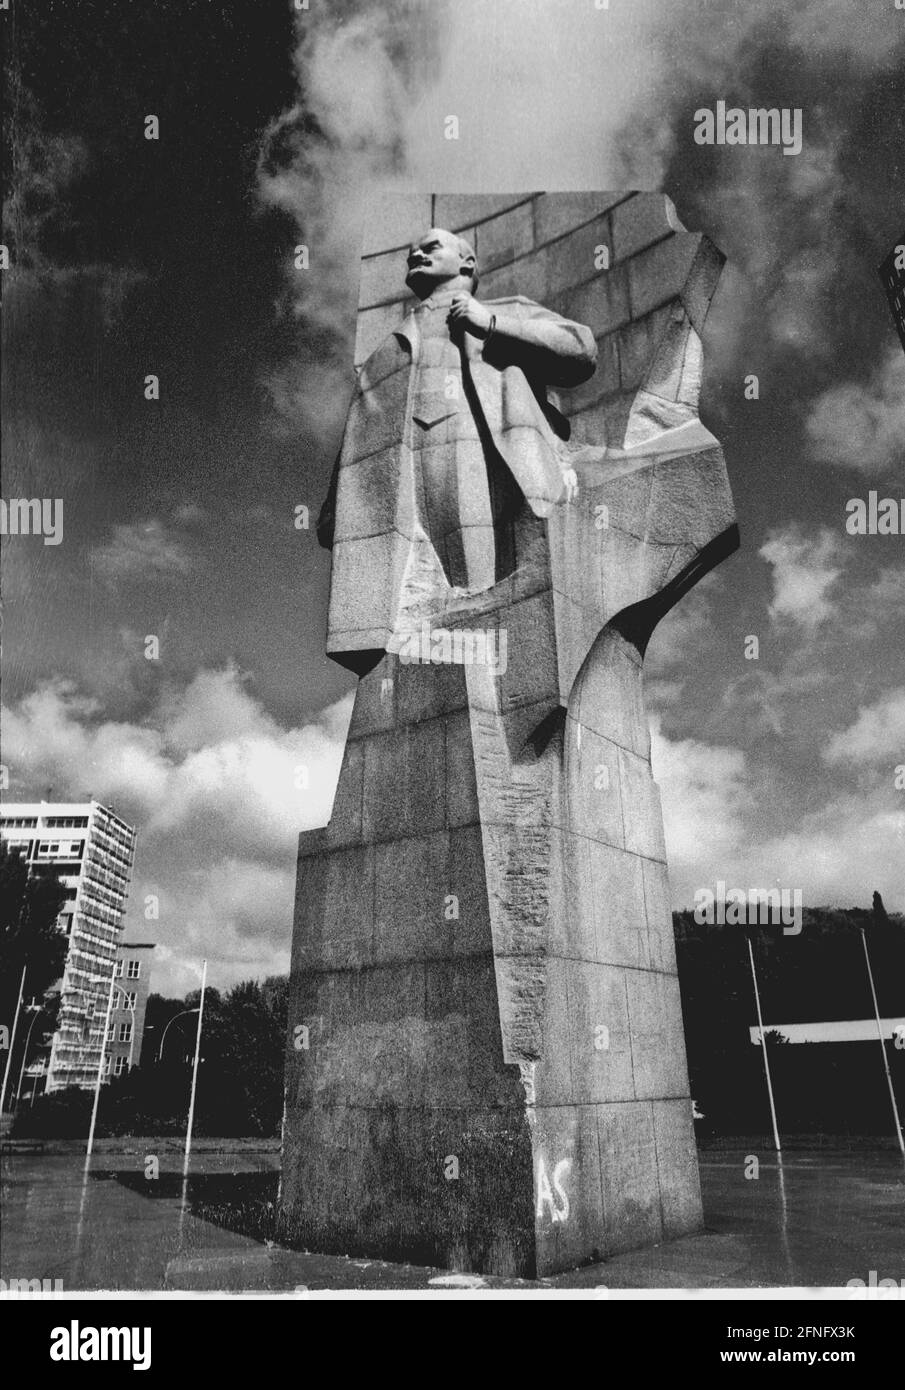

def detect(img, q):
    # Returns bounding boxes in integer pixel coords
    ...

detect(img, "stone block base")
[279,653,703,1277]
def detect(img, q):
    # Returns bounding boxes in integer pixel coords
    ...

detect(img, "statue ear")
[461,251,477,279]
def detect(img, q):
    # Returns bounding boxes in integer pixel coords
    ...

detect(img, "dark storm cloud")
[1,0,351,725]
[661,5,905,410]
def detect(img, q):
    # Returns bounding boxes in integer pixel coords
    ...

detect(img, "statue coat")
[317,294,597,672]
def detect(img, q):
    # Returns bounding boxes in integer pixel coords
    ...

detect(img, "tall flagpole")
[858,924,905,1160]
[85,968,118,1163]
[746,931,782,1154]
[0,966,27,1115]
[183,959,207,1179]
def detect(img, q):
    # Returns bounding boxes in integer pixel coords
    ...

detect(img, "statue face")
[405,228,473,295]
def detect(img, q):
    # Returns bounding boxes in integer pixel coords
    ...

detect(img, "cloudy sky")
[2,0,904,995]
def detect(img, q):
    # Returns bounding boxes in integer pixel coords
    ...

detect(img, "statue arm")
[485,302,597,388]
[316,372,366,550]
[316,450,340,550]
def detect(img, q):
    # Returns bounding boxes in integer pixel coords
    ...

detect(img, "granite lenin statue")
[317,228,599,675]
[283,198,736,1275]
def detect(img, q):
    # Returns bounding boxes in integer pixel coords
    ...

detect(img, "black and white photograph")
[1,0,904,1350]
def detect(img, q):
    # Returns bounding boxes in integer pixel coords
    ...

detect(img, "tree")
[14,968,295,1139]
[0,841,68,1017]
[212,976,289,1135]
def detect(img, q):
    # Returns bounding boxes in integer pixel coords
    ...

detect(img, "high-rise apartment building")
[0,800,137,1092]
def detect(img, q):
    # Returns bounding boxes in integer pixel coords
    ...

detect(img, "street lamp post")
[157,1009,199,1063]
[15,1004,45,1108]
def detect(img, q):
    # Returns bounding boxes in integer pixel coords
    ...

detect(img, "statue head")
[405,227,478,300]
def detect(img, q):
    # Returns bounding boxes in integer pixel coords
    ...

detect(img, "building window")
[113,1056,127,1077]
[118,1023,132,1043]
[123,991,137,1010]
[102,1054,112,1075]
[34,840,65,856]
[115,960,124,977]
[127,960,141,979]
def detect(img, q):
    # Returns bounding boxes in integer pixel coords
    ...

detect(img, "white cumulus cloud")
[759,525,845,631]
[805,347,905,477]
[1,667,352,994]
[824,689,905,767]
[91,518,195,585]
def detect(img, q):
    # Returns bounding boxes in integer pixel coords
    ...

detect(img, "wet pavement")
[1,1145,903,1291]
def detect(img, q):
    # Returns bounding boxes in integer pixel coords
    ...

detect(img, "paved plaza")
[2,1144,903,1291]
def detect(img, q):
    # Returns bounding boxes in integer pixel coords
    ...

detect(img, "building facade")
[879,231,905,353]
[106,941,155,1079]
[0,800,137,1092]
